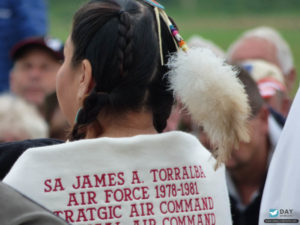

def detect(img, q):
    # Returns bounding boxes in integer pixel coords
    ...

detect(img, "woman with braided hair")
[4,0,250,224]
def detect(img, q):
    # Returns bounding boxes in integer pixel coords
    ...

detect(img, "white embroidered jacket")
[4,131,232,225]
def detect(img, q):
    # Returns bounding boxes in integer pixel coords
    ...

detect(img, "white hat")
[241,59,286,98]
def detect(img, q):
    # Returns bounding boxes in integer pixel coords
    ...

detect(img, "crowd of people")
[0,0,298,225]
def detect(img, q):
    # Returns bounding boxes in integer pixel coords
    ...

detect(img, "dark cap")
[11,36,64,61]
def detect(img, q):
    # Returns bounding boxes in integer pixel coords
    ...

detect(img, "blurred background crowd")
[49,0,300,93]
[0,0,299,225]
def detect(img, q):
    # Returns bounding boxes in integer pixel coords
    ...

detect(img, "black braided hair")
[68,0,177,140]
[118,11,133,78]
[70,90,110,140]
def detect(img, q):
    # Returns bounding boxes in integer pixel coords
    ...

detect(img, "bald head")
[227,27,296,95]
[229,37,279,68]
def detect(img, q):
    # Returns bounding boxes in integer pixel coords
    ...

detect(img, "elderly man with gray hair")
[227,26,296,96]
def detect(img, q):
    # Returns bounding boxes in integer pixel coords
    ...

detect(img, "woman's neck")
[85,111,157,138]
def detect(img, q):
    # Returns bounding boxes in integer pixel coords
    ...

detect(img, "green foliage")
[49,0,87,40]
[163,0,300,14]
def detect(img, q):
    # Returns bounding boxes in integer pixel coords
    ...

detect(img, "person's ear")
[281,95,291,117]
[77,59,94,102]
[286,68,297,94]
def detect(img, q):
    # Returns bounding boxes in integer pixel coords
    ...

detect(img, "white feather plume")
[167,47,250,167]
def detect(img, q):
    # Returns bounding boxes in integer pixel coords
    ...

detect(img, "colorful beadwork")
[141,0,188,53]
[142,0,164,9]
[170,24,187,51]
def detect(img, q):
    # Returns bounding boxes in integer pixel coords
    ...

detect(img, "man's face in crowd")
[225,107,269,171]
[10,48,61,107]
[197,106,269,171]
[231,38,293,113]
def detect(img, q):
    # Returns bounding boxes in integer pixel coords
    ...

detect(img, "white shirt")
[259,88,300,224]
[4,131,232,225]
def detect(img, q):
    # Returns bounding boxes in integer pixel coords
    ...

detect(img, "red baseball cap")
[11,36,64,61]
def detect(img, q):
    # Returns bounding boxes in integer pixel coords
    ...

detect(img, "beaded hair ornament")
[141,0,188,65]
[141,0,251,167]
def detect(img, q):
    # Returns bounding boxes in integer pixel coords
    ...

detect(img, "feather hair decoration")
[167,48,251,167]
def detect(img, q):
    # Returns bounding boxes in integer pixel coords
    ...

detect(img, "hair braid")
[70,89,110,141]
[118,11,133,77]
[70,123,85,141]
[69,0,178,139]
